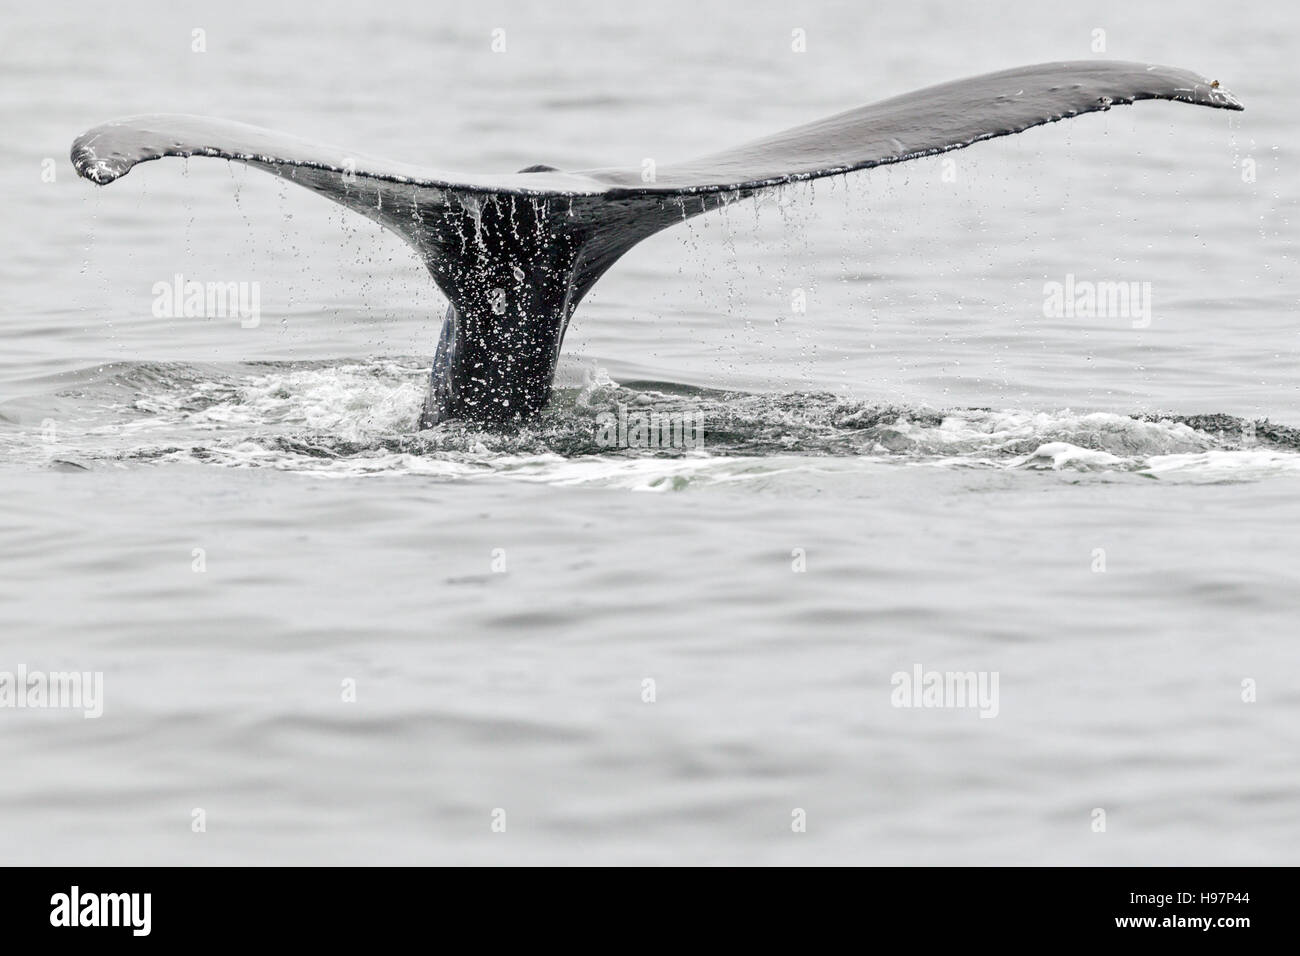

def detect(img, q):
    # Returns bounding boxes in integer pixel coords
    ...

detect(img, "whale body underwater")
[70,61,1242,429]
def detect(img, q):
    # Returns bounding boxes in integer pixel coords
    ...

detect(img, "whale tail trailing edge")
[70,61,1241,427]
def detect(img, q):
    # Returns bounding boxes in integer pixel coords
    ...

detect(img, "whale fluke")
[70,61,1241,427]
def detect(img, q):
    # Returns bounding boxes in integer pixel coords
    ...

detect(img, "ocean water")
[1,0,1297,864]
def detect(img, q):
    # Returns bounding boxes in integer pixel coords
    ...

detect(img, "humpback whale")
[70,61,1241,428]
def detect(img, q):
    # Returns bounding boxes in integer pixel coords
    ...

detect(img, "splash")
[7,359,1300,489]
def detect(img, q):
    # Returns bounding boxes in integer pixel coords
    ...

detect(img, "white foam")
[1139,449,1300,482]
[1012,442,1130,471]
[879,409,1212,458]
[39,360,1296,487]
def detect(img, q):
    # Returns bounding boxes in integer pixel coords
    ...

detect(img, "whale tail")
[70,61,1241,427]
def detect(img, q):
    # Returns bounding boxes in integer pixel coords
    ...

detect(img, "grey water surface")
[1,0,1297,864]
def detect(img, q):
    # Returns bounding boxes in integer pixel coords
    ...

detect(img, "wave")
[4,359,1300,487]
